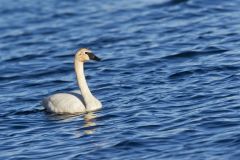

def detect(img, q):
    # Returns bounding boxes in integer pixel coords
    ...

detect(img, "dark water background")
[1,0,240,159]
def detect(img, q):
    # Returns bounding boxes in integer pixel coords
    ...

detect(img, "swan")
[42,48,102,114]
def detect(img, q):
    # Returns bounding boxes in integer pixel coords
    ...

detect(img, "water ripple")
[1,0,240,159]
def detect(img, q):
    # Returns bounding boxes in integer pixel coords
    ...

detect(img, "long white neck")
[74,58,95,105]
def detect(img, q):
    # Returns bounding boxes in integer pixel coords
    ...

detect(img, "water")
[1,0,240,159]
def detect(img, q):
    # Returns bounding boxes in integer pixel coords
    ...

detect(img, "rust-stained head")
[75,48,101,62]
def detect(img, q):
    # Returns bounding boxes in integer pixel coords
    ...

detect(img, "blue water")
[1,0,240,159]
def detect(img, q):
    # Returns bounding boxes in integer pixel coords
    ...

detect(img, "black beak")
[86,52,101,61]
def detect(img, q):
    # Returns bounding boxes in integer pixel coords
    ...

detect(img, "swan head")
[76,48,101,62]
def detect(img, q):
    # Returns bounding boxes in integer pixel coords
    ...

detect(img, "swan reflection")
[72,112,97,138]
[83,112,97,135]
[45,111,98,137]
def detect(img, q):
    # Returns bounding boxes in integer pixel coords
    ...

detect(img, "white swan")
[42,48,102,114]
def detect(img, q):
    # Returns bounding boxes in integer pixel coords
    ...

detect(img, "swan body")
[42,48,102,114]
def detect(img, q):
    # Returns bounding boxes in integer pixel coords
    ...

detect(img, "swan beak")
[86,52,101,61]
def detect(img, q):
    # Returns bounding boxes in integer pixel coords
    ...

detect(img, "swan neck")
[74,59,94,102]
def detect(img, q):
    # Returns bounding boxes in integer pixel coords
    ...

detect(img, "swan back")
[42,92,86,114]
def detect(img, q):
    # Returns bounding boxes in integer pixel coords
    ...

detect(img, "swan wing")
[42,92,86,114]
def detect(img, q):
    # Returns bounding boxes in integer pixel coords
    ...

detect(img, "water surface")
[1,0,240,159]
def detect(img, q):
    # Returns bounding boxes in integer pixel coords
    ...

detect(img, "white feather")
[42,91,86,114]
